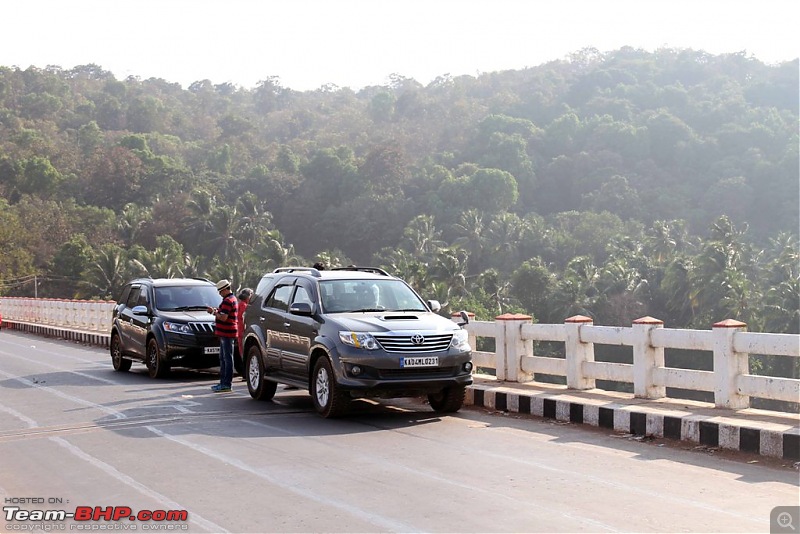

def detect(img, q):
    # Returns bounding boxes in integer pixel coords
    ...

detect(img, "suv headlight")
[163,322,192,335]
[450,329,471,351]
[339,331,380,350]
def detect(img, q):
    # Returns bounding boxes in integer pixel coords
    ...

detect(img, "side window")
[137,287,150,307]
[265,284,293,312]
[125,286,141,308]
[118,285,133,306]
[255,275,276,297]
[292,286,313,307]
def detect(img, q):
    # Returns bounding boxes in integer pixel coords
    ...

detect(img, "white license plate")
[204,346,220,355]
[400,356,439,368]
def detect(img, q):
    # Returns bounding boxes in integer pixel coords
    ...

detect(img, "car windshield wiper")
[386,308,426,312]
[172,305,209,311]
[352,308,385,313]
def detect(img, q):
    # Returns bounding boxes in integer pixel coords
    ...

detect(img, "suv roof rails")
[273,267,322,277]
[330,266,390,276]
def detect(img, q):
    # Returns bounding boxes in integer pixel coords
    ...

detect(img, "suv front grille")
[189,322,215,334]
[373,334,452,353]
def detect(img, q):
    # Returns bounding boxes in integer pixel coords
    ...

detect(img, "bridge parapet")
[453,312,799,411]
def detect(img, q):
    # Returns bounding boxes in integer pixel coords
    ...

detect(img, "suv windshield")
[155,285,220,311]
[319,279,427,313]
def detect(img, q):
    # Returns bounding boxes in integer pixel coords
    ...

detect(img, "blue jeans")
[219,337,235,388]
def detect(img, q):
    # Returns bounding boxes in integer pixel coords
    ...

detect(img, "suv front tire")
[428,385,466,413]
[311,357,349,418]
[146,338,170,378]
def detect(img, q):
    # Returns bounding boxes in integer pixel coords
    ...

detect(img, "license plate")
[400,356,438,368]
[204,346,220,355]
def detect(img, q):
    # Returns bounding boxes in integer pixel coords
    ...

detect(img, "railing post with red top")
[632,316,665,399]
[565,315,595,390]
[713,319,750,409]
[496,313,533,383]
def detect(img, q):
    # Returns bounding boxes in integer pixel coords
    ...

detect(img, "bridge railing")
[452,312,799,411]
[0,297,115,334]
[1,297,797,411]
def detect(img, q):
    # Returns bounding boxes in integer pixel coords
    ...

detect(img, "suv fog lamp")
[463,362,473,373]
[351,365,362,376]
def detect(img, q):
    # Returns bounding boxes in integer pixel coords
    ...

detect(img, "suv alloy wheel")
[311,357,349,418]
[147,338,170,378]
[110,333,132,372]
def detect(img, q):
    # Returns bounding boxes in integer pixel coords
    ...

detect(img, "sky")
[2,0,797,92]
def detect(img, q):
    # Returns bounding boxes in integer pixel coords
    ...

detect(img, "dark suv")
[242,267,473,417]
[110,278,222,378]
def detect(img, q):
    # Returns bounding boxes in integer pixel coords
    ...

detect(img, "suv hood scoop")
[381,315,420,320]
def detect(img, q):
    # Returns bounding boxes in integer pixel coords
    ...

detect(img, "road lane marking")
[147,424,418,532]
[51,436,228,533]
[0,387,228,533]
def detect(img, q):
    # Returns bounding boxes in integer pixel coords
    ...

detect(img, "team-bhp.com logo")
[4,504,189,530]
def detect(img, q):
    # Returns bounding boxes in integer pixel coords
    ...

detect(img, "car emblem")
[411,334,425,345]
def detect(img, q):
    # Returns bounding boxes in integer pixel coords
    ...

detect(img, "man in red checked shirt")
[207,279,238,393]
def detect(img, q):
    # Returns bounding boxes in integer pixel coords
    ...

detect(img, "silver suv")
[242,267,473,417]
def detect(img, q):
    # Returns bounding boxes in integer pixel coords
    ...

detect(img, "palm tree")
[451,209,487,274]
[401,214,445,259]
[81,244,129,299]
[117,203,152,246]
[486,212,524,272]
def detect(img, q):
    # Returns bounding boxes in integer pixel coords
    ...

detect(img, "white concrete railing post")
[713,319,750,409]
[494,315,508,380]
[632,316,666,399]
[496,313,534,383]
[565,315,595,390]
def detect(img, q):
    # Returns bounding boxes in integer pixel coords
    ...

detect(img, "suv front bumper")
[164,332,220,367]
[333,347,473,395]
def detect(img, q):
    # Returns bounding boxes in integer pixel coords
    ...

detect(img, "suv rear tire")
[246,346,277,401]
[311,357,349,418]
[428,385,466,413]
[110,333,131,372]
[146,338,170,379]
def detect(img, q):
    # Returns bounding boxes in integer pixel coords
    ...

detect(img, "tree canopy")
[0,49,796,347]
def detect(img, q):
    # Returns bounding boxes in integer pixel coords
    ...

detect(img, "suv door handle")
[283,322,291,328]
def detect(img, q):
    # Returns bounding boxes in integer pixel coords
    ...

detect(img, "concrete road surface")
[0,330,797,533]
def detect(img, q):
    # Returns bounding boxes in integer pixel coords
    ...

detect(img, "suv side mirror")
[289,302,314,316]
[131,305,149,316]
[427,300,441,313]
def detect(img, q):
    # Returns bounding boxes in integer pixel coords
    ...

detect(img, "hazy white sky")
[3,0,797,91]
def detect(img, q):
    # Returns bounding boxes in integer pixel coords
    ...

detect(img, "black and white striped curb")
[3,321,110,348]
[466,384,800,461]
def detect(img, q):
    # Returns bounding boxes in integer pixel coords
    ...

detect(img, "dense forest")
[0,47,797,344]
